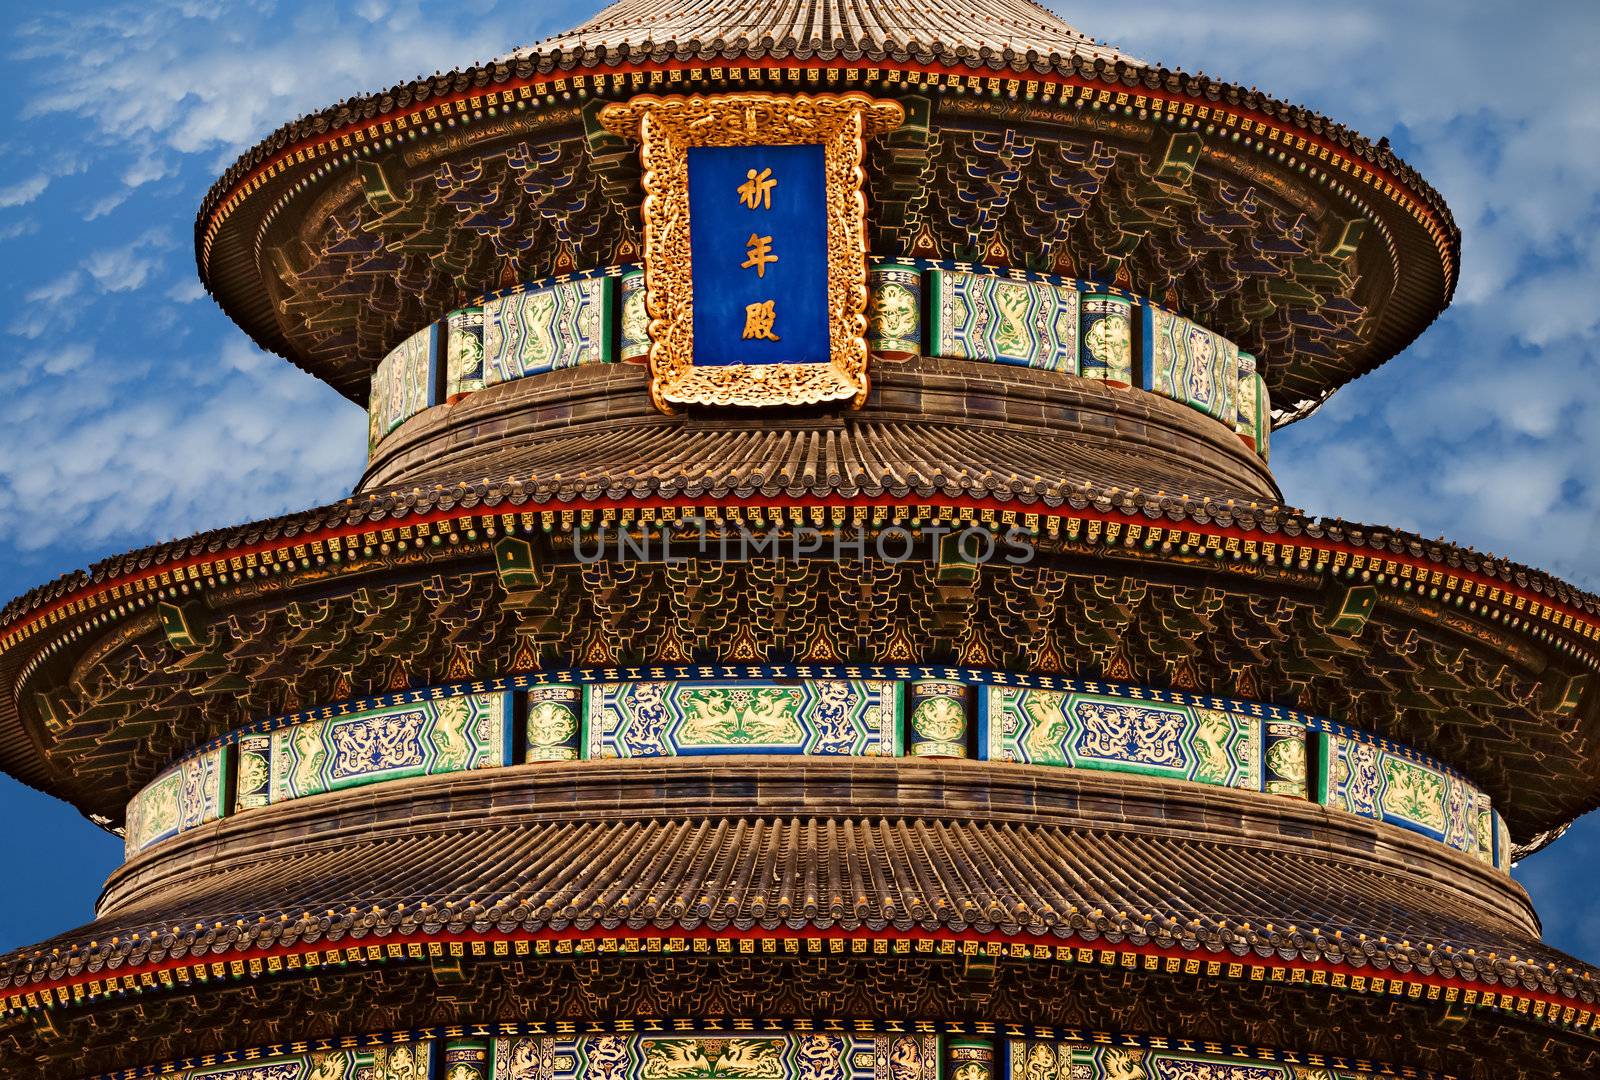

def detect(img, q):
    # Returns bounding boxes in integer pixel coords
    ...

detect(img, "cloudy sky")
[0,0,1596,961]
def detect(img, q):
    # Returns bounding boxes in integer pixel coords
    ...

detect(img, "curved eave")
[4,761,1597,1030]
[195,46,1460,411]
[6,480,1592,660]
[0,472,1597,835]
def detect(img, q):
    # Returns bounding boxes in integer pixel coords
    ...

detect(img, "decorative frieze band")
[123,667,1506,873]
[365,261,1271,461]
[75,1023,1447,1080]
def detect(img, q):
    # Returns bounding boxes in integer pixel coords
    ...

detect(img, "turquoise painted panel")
[124,745,227,857]
[368,322,437,450]
[492,1032,939,1080]
[1236,351,1271,461]
[526,685,583,762]
[1146,303,1239,425]
[1495,810,1513,870]
[482,277,615,385]
[1262,721,1308,799]
[235,732,271,812]
[268,692,513,804]
[906,679,967,758]
[444,1040,491,1079]
[1008,1037,1383,1080]
[1317,731,1492,862]
[983,687,1261,790]
[586,679,900,759]
[186,1039,433,1079]
[446,305,486,398]
[1079,293,1134,384]
[929,269,1079,372]
[868,261,923,359]
[619,269,649,363]
[1235,350,1259,446]
[1475,796,1498,867]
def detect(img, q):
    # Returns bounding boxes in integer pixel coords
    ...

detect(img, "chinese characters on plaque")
[686,143,830,368]
[738,168,781,340]
[598,92,904,408]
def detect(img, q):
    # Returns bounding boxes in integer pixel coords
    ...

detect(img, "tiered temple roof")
[2,4,1596,1079]
[196,0,1458,420]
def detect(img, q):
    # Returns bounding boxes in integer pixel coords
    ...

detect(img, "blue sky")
[0,0,1596,962]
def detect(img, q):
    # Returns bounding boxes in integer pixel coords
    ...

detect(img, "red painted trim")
[2,495,1593,655]
[203,58,1452,267]
[7,926,1595,1028]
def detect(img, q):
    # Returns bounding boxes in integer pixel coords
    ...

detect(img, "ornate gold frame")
[600,92,904,410]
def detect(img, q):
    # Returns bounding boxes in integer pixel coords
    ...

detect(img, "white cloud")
[82,230,171,293]
[22,271,80,307]
[0,219,39,242]
[17,343,95,378]
[11,1,579,158]
[120,150,172,190]
[83,248,156,292]
[0,174,49,208]
[84,192,128,220]
[0,337,366,553]
[165,278,207,303]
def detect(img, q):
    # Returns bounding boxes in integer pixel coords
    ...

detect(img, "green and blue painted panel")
[1495,809,1513,871]
[1008,1037,1382,1080]
[123,745,229,857]
[981,687,1264,791]
[868,261,924,359]
[235,732,272,812]
[1235,351,1271,460]
[184,1039,433,1079]
[368,321,438,450]
[1079,293,1134,385]
[906,679,969,758]
[122,666,1506,875]
[1143,303,1239,426]
[928,269,1079,373]
[1262,721,1308,800]
[585,679,901,759]
[483,276,615,386]
[619,269,649,363]
[1316,729,1496,864]
[526,685,583,762]
[257,692,514,807]
[446,305,487,398]
[491,1032,939,1080]
[445,1040,492,1080]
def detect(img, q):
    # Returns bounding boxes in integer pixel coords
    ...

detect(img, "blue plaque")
[600,93,904,407]
[687,144,831,367]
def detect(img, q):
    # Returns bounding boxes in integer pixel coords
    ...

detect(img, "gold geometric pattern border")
[600,93,904,411]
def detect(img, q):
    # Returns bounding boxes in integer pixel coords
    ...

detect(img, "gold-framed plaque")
[599,92,904,410]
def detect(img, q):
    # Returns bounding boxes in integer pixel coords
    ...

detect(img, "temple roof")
[194,0,1459,419]
[512,0,1141,66]
[357,362,1278,500]
[1,398,1597,843]
[7,761,1593,1014]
